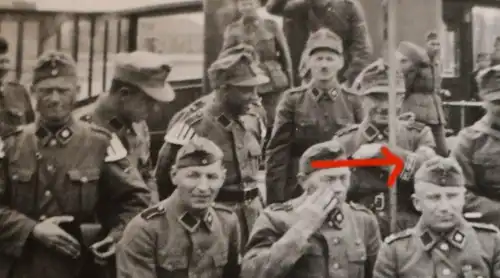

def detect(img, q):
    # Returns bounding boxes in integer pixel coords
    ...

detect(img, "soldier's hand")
[32,216,81,258]
[90,236,115,266]
[295,185,338,235]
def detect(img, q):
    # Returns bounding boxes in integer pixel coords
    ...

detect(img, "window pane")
[136,12,204,81]
[440,19,460,78]
[472,6,500,67]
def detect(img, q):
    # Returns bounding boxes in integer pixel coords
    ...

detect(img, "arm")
[116,216,156,278]
[265,91,295,204]
[364,214,381,278]
[0,144,38,257]
[372,242,397,278]
[269,19,294,86]
[241,211,312,278]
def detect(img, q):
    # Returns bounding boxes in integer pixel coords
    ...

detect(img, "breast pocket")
[157,256,188,278]
[347,243,367,277]
[9,167,35,213]
[247,138,262,173]
[67,168,100,213]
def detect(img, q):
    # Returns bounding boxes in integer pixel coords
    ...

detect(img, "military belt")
[216,187,259,203]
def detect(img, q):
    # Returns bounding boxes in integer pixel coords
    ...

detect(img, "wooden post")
[386,0,398,234]
[203,0,240,94]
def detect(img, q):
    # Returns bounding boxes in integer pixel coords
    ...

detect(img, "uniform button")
[442,268,451,275]
[439,243,449,251]
[39,215,47,221]
[328,221,334,227]
[332,263,340,269]
[47,164,54,172]
[44,190,51,197]
[81,177,88,183]
[332,238,340,244]
[377,134,384,140]
[49,139,57,146]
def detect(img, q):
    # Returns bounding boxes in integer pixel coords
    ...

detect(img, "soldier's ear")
[411,194,422,212]
[170,166,178,182]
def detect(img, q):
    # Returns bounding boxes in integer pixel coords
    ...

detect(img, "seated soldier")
[334,58,436,238]
[374,156,500,277]
[116,137,240,278]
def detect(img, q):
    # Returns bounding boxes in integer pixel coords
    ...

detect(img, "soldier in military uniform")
[116,137,240,278]
[397,41,448,156]
[222,0,293,136]
[451,65,500,229]
[0,36,35,136]
[77,51,175,204]
[266,0,373,86]
[333,58,436,238]
[155,44,267,249]
[265,28,363,205]
[242,140,381,278]
[374,156,500,277]
[0,51,150,278]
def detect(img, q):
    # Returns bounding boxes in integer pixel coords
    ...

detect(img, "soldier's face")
[412,182,465,232]
[171,162,226,211]
[33,77,79,125]
[396,52,412,74]
[301,167,351,204]
[238,0,259,16]
[120,88,158,122]
[309,50,344,81]
[223,85,257,114]
[363,94,403,125]
[426,39,440,57]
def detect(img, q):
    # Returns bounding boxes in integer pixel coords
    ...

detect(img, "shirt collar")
[166,192,216,233]
[36,117,75,147]
[415,219,467,252]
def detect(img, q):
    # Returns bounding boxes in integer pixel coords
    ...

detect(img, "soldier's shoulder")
[384,229,414,245]
[349,202,373,215]
[212,203,236,215]
[140,203,167,221]
[164,111,204,145]
[84,121,112,139]
[404,120,427,132]
[335,124,359,137]
[471,222,500,234]
[459,122,485,140]
[284,85,308,97]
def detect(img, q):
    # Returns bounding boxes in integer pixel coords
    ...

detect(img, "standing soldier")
[374,156,500,277]
[266,0,373,86]
[397,41,448,156]
[155,44,267,249]
[0,36,35,135]
[265,28,363,205]
[78,51,176,204]
[334,59,436,238]
[242,140,381,278]
[222,0,293,140]
[117,137,240,278]
[451,65,500,229]
[0,51,150,278]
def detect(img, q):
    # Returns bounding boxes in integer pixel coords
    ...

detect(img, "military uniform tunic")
[241,201,381,278]
[266,0,373,85]
[0,79,35,136]
[156,102,265,248]
[451,116,500,228]
[0,119,150,278]
[78,95,158,203]
[374,220,500,278]
[116,195,240,278]
[265,84,363,204]
[333,118,436,237]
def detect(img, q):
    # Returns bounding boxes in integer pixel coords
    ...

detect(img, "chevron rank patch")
[105,133,128,162]
[164,121,200,145]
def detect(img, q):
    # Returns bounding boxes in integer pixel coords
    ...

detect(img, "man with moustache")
[334,58,436,238]
[0,51,150,278]
[116,137,241,278]
[452,64,500,230]
[373,156,500,277]
[265,28,363,205]
[265,0,373,87]
[78,51,176,204]
[241,140,381,278]
[397,41,448,156]
[155,44,267,249]
[0,36,35,136]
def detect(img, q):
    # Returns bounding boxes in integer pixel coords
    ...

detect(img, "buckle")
[373,193,385,211]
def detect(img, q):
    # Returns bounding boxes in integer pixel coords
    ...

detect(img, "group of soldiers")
[2,0,500,277]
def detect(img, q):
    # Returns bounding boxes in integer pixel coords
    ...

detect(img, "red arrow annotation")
[310,146,404,187]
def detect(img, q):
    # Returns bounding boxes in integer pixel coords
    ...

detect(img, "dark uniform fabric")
[265,84,363,204]
[0,77,35,136]
[79,97,157,203]
[374,220,500,277]
[222,17,292,130]
[398,41,448,156]
[241,201,380,278]
[266,0,373,86]
[116,197,240,278]
[0,119,150,278]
